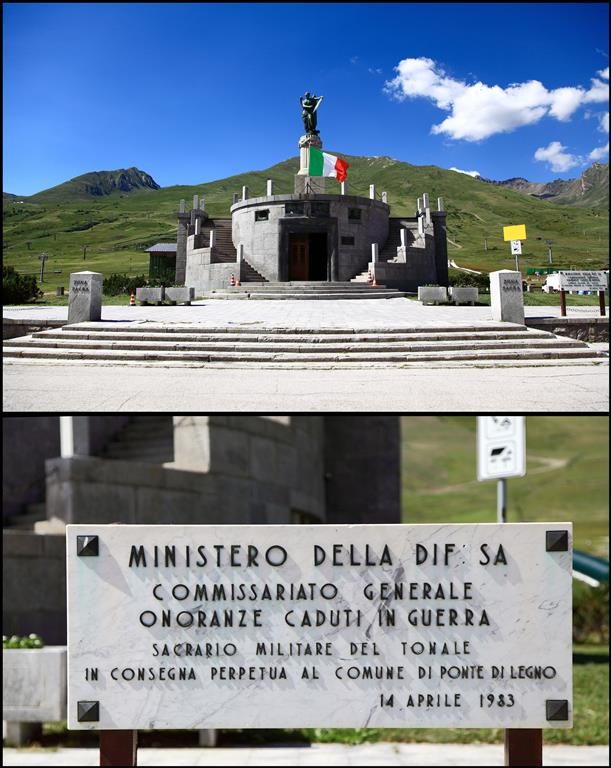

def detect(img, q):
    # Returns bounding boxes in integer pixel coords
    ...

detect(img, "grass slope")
[3,156,608,287]
[401,416,609,557]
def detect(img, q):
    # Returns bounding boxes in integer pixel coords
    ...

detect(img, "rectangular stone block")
[67,272,102,324]
[490,270,525,324]
[3,647,67,721]
[449,286,478,305]
[136,287,165,305]
[164,287,194,305]
[418,286,448,304]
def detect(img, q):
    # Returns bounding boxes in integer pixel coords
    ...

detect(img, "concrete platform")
[2,742,609,766]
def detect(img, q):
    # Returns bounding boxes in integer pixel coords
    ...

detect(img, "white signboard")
[67,523,572,730]
[558,271,607,292]
[477,416,526,481]
[510,240,522,256]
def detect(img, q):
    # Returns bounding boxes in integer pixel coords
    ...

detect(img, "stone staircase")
[202,219,236,262]
[98,416,174,463]
[3,322,607,367]
[240,259,268,283]
[379,218,415,261]
[208,282,405,299]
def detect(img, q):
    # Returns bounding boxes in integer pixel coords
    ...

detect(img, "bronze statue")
[300,92,323,134]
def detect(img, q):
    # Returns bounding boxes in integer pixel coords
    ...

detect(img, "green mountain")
[3,156,608,284]
[25,167,160,203]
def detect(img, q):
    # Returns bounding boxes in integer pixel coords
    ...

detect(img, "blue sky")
[3,2,609,195]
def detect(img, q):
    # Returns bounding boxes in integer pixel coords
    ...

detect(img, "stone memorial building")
[147,95,450,294]
[3,416,400,645]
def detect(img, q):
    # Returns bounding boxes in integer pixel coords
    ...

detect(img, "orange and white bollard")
[235,277,241,286]
[230,274,236,287]
[371,270,378,287]
[367,269,373,283]
[129,293,136,306]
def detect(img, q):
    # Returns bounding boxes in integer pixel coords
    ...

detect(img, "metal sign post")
[503,226,527,275]
[477,417,538,764]
[477,416,526,523]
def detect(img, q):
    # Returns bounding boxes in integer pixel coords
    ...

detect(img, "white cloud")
[384,57,610,141]
[600,111,609,133]
[589,142,609,161]
[597,66,609,80]
[449,167,480,177]
[534,141,582,172]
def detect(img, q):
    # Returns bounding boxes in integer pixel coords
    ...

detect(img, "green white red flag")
[308,147,349,182]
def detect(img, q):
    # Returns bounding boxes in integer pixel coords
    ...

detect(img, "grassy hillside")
[401,416,609,558]
[3,156,608,287]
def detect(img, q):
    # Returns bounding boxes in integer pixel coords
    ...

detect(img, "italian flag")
[308,147,349,182]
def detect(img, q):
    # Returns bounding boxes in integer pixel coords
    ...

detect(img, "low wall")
[525,317,608,342]
[3,319,65,340]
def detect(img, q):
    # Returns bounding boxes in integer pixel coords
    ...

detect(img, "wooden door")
[289,237,309,280]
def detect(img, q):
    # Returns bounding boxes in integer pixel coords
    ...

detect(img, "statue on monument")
[300,92,323,135]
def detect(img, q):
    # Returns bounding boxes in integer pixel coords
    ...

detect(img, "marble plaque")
[558,271,607,292]
[67,272,103,324]
[67,524,572,730]
[489,270,525,324]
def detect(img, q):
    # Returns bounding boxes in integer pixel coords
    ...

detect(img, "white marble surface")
[67,524,572,730]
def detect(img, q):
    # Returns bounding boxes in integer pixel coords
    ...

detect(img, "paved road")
[2,743,609,766]
[3,356,609,412]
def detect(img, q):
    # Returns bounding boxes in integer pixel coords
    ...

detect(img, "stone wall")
[230,193,389,284]
[324,416,400,525]
[3,418,60,522]
[3,531,66,644]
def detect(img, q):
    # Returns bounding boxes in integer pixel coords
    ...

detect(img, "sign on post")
[67,523,572,731]
[503,225,527,242]
[477,416,526,481]
[510,240,522,256]
[558,271,607,292]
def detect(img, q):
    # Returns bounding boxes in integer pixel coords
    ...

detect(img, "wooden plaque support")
[504,728,543,766]
[100,730,138,766]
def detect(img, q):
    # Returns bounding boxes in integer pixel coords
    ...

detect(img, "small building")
[145,243,177,280]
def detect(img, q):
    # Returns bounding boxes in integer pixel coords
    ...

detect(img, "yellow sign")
[503,224,527,241]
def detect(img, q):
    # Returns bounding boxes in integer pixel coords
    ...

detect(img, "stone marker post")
[266,179,274,196]
[369,184,376,199]
[489,270,525,324]
[67,271,103,324]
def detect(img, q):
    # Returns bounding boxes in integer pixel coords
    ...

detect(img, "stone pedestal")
[295,133,325,194]
[67,271,102,324]
[490,270,525,324]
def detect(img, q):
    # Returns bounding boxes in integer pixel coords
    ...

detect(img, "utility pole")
[484,236,488,251]
[38,253,48,283]
[83,245,87,261]
[546,240,553,265]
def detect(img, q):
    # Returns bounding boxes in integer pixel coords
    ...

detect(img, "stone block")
[418,286,448,305]
[164,287,194,305]
[136,287,164,305]
[490,270,525,324]
[3,647,67,722]
[449,286,478,305]
[67,272,102,324]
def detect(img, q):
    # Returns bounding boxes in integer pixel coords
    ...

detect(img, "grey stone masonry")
[67,272,102,324]
[136,287,164,305]
[490,270,525,324]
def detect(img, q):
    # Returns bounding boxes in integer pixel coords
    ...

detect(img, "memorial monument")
[171,94,449,293]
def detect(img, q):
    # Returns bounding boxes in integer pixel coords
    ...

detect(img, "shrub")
[103,273,147,296]
[448,270,490,292]
[3,633,44,649]
[2,265,42,304]
[573,580,609,644]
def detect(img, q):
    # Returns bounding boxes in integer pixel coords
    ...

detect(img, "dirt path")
[419,454,570,495]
